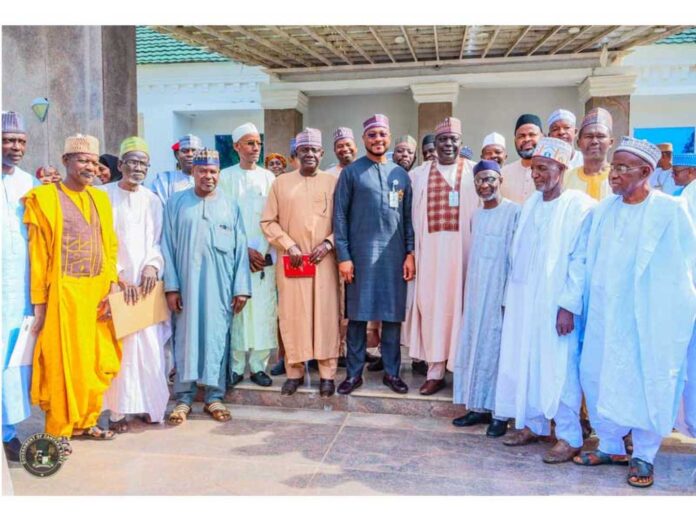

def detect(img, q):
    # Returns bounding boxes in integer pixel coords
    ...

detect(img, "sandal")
[58,437,72,457]
[167,403,191,426]
[109,418,130,434]
[204,402,232,422]
[73,426,116,440]
[573,450,629,466]
[627,458,654,488]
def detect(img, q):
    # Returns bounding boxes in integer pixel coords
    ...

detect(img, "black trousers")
[346,320,401,378]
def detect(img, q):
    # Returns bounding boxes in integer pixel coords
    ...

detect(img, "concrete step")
[221,365,460,419]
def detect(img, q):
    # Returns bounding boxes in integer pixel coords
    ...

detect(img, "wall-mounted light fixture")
[31,97,49,122]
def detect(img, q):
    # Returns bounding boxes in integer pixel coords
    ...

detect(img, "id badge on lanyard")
[389,179,399,208]
[448,190,459,207]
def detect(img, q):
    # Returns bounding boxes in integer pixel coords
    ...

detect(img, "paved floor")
[6,404,696,495]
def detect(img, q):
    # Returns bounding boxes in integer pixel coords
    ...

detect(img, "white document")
[8,316,37,367]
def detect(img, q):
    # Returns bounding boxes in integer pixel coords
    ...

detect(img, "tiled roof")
[136,26,229,64]
[657,27,696,44]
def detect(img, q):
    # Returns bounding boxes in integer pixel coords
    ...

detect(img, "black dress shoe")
[230,372,244,387]
[365,352,380,364]
[337,376,363,395]
[3,437,21,462]
[281,378,304,396]
[452,411,492,427]
[383,374,408,394]
[250,371,272,387]
[319,379,336,397]
[411,360,428,377]
[270,358,286,376]
[367,357,384,372]
[486,419,509,438]
[337,356,347,368]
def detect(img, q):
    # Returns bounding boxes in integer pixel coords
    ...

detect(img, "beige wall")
[454,86,584,161]
[306,92,417,169]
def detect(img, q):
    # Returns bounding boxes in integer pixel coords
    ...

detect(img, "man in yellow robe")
[24,134,121,449]
[563,108,614,201]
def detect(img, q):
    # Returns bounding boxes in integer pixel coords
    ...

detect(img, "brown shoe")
[419,379,445,395]
[502,427,540,446]
[319,379,335,398]
[543,439,581,464]
[280,378,304,396]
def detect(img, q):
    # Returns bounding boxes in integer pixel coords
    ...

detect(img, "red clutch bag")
[282,255,316,278]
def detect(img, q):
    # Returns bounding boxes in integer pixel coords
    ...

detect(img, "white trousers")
[525,401,583,448]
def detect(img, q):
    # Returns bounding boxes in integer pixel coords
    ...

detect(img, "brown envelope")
[108,280,170,339]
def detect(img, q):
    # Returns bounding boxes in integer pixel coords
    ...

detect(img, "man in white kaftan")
[673,153,696,439]
[495,137,595,464]
[219,123,277,387]
[575,138,696,489]
[102,137,170,429]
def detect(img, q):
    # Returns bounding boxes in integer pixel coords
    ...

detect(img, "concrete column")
[579,68,637,148]
[260,88,308,159]
[2,26,137,172]
[411,82,459,161]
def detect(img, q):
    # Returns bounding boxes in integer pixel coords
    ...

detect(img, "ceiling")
[152,25,693,80]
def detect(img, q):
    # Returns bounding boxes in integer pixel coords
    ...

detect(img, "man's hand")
[248,248,266,273]
[339,260,354,284]
[556,307,575,336]
[140,265,158,296]
[119,277,139,306]
[166,291,183,313]
[287,245,303,268]
[97,282,121,321]
[232,295,248,315]
[32,304,47,335]
[309,241,332,265]
[403,253,416,281]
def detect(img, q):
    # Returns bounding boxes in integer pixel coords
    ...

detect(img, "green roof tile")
[657,27,696,45]
[136,26,229,64]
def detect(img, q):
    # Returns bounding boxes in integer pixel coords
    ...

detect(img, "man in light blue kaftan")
[146,134,202,206]
[575,138,696,489]
[162,149,251,424]
[2,111,38,461]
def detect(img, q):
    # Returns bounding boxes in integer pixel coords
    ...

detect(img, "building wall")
[2,26,137,174]
[306,92,418,169]
[455,86,584,160]
[137,62,268,176]
[631,94,696,131]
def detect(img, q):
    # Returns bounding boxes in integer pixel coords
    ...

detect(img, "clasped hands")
[286,241,332,268]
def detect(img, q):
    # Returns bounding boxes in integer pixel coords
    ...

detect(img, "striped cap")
[435,117,462,137]
[295,128,322,148]
[614,136,661,169]
[192,148,220,166]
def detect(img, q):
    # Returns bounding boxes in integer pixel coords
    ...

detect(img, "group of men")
[2,104,695,490]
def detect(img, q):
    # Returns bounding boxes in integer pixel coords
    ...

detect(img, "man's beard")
[517,148,534,160]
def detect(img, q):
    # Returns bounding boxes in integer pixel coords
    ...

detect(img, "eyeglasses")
[124,159,150,169]
[474,176,500,186]
[609,164,642,175]
[243,140,262,147]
